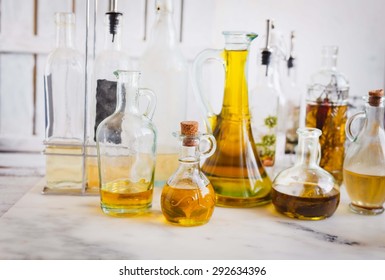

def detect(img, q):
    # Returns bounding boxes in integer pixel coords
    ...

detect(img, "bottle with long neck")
[43,12,85,194]
[86,1,132,193]
[192,31,272,207]
[139,0,188,187]
[305,46,349,185]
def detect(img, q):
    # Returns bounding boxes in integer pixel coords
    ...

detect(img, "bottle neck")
[148,11,177,47]
[222,49,250,117]
[56,23,75,48]
[321,54,337,71]
[296,136,319,166]
[178,138,200,167]
[365,103,384,132]
[103,13,122,51]
[116,81,140,115]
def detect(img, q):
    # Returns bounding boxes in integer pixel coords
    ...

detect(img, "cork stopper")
[368,89,384,107]
[180,121,199,147]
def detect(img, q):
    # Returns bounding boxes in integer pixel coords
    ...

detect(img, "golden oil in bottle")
[344,169,385,214]
[161,183,215,226]
[305,101,348,185]
[272,183,340,220]
[100,179,153,216]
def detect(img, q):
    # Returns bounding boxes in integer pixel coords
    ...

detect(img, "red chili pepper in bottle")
[316,97,330,129]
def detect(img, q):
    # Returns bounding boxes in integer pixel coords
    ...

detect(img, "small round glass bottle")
[161,121,216,226]
[344,89,385,215]
[272,128,340,220]
[96,70,156,216]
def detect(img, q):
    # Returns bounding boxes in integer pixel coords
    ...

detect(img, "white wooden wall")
[1,0,385,151]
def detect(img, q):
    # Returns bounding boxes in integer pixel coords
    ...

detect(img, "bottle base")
[164,218,210,227]
[349,203,384,215]
[101,203,151,217]
[215,194,271,208]
[276,210,331,221]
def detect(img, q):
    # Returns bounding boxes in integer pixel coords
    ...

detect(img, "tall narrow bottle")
[43,12,85,194]
[139,0,188,186]
[86,1,132,193]
[192,31,272,207]
[305,46,349,185]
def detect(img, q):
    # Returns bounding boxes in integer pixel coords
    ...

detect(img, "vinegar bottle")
[161,121,216,226]
[344,89,385,215]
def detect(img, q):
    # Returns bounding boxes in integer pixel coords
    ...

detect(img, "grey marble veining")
[0,180,384,260]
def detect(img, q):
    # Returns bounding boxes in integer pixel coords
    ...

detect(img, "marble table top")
[0,177,384,260]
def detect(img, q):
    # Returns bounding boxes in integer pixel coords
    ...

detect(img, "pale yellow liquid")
[86,157,99,194]
[44,145,83,194]
[154,153,179,186]
[161,183,215,226]
[344,169,385,214]
[100,179,153,216]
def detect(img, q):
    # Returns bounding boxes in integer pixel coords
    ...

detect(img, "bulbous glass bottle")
[272,128,340,220]
[161,121,216,226]
[139,0,188,186]
[305,46,349,185]
[86,8,133,193]
[96,70,156,216]
[43,12,85,194]
[344,89,385,215]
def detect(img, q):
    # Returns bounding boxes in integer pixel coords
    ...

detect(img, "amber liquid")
[306,102,347,185]
[44,145,84,194]
[161,183,215,226]
[344,169,385,214]
[202,49,272,207]
[100,179,153,216]
[272,185,340,220]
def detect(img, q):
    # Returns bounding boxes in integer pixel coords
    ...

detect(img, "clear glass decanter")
[86,4,132,193]
[96,70,156,216]
[161,121,216,226]
[192,31,272,207]
[344,89,385,215]
[305,46,349,185]
[43,12,85,194]
[139,0,188,186]
[272,128,340,220]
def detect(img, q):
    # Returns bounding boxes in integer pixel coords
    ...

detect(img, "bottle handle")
[191,49,224,133]
[346,111,366,141]
[198,134,217,159]
[138,88,157,120]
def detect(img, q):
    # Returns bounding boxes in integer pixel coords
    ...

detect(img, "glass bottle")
[161,121,216,226]
[250,19,285,173]
[305,46,349,185]
[96,70,156,216]
[344,89,385,215]
[43,12,85,194]
[272,128,340,220]
[192,31,272,207]
[86,3,132,193]
[139,0,188,186]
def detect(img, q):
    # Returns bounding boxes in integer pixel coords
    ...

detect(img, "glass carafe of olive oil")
[344,89,385,215]
[161,121,216,226]
[192,31,272,207]
[272,128,340,220]
[96,70,156,216]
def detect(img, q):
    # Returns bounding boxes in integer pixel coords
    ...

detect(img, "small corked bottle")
[161,121,217,226]
[344,89,385,215]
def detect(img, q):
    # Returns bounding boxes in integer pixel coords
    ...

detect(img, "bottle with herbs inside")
[344,89,385,215]
[305,46,349,185]
[272,128,340,220]
[161,121,216,226]
[87,0,132,193]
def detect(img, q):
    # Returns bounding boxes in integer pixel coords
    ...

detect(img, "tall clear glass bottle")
[139,0,188,186]
[344,89,385,215]
[161,121,216,226]
[96,70,156,216]
[272,128,340,220]
[43,12,85,194]
[305,46,349,185]
[87,3,132,193]
[192,31,272,207]
[250,19,284,173]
